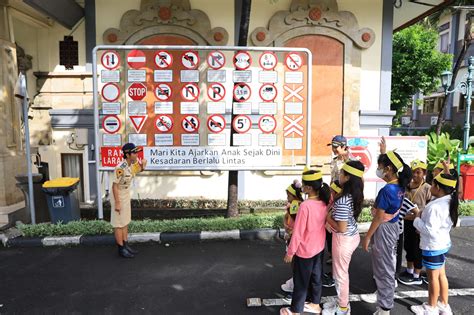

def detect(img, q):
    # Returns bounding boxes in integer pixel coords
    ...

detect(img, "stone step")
[0,221,9,231]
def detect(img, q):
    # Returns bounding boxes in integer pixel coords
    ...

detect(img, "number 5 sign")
[232,115,252,133]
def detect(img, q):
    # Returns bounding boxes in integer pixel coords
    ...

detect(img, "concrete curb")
[2,228,282,248]
[2,217,472,248]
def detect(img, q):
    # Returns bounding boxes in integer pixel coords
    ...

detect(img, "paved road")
[1,227,473,314]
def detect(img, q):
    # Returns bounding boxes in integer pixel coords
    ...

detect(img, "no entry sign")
[207,83,226,101]
[127,50,146,69]
[128,82,147,101]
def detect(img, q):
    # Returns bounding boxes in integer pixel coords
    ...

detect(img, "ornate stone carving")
[250,0,375,49]
[16,44,32,73]
[103,0,228,45]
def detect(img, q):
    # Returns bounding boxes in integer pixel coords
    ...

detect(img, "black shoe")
[421,275,429,284]
[124,241,138,255]
[118,246,135,258]
[322,272,335,288]
[397,273,422,286]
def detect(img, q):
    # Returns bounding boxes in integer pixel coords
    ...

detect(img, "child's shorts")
[422,248,450,270]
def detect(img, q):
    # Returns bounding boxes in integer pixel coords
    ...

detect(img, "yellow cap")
[410,159,427,170]
[387,151,403,172]
[341,163,364,178]
[287,185,297,196]
[330,182,342,194]
[434,174,457,188]
[302,170,323,182]
[435,161,455,170]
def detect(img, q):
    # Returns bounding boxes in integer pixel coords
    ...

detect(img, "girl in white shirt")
[410,172,459,315]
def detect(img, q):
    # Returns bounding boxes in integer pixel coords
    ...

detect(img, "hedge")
[16,203,474,238]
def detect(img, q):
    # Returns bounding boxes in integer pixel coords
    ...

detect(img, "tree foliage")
[391,24,452,116]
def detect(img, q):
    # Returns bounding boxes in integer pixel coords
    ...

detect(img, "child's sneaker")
[397,273,423,286]
[410,302,438,315]
[281,277,294,293]
[437,302,453,315]
[322,302,350,315]
[373,306,390,315]
[360,291,377,304]
[323,272,335,288]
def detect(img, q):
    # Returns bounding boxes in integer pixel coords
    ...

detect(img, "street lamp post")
[441,56,473,152]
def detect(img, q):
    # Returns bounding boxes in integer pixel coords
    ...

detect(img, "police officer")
[111,143,146,258]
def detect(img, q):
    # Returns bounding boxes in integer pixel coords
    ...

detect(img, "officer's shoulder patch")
[116,169,124,178]
[118,161,127,169]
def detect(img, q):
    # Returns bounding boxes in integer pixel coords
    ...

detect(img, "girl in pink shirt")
[281,169,330,315]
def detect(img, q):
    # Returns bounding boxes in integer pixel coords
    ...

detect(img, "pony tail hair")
[398,163,412,189]
[319,182,331,206]
[450,189,459,227]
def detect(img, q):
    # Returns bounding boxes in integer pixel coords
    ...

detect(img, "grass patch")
[15,202,474,238]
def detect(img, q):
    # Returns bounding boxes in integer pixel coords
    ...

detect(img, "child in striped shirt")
[323,161,365,315]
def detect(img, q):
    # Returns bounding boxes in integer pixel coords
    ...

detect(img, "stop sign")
[128,83,147,101]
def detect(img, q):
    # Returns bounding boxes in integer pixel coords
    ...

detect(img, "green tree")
[391,24,452,117]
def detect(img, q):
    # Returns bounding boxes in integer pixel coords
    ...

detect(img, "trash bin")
[42,177,81,223]
[460,164,474,201]
[15,173,50,223]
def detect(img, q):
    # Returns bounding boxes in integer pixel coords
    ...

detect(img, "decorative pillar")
[0,2,27,217]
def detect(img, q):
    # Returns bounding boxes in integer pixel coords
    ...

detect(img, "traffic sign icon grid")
[232,115,252,134]
[154,115,174,133]
[101,50,121,70]
[207,114,226,133]
[102,115,122,134]
[181,115,200,133]
[181,51,200,69]
[155,83,172,101]
[207,83,226,101]
[207,51,226,69]
[181,83,200,101]
[154,51,173,68]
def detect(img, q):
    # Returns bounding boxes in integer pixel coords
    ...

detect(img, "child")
[280,169,331,315]
[323,161,365,315]
[281,180,304,293]
[398,160,431,286]
[362,149,412,315]
[410,170,458,315]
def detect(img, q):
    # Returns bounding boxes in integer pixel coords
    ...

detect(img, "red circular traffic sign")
[154,51,173,69]
[181,83,200,101]
[181,51,200,69]
[234,51,252,70]
[259,83,277,102]
[101,50,120,70]
[258,115,277,134]
[285,52,303,71]
[233,83,251,102]
[181,115,200,133]
[127,50,146,69]
[259,52,278,70]
[207,51,226,69]
[102,115,122,134]
[128,82,147,101]
[207,83,226,101]
[154,115,174,133]
[232,115,252,134]
[154,83,172,101]
[101,83,120,102]
[207,114,226,133]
